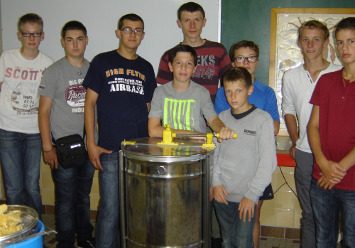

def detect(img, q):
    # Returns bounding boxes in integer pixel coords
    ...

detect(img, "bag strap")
[82,126,86,140]
[51,125,85,144]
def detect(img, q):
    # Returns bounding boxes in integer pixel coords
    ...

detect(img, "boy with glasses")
[156,1,231,102]
[38,21,95,248]
[83,13,157,247]
[214,40,279,247]
[0,13,53,217]
[282,20,341,248]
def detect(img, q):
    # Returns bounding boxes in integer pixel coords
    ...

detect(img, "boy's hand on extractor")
[238,197,255,222]
[217,127,235,142]
[213,185,229,205]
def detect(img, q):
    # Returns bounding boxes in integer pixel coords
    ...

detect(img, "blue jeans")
[96,152,120,248]
[310,178,355,248]
[214,200,255,248]
[0,129,42,217]
[52,159,95,248]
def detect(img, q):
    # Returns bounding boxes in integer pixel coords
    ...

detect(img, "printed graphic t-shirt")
[83,50,157,151]
[149,81,217,134]
[38,57,89,140]
[0,49,53,133]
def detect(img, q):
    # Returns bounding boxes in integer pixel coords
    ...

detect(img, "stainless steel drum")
[120,137,214,248]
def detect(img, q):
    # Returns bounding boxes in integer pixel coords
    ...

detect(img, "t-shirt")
[38,57,89,140]
[83,50,157,151]
[149,81,217,134]
[282,63,342,153]
[214,79,280,122]
[156,40,232,101]
[310,69,355,191]
[0,48,53,133]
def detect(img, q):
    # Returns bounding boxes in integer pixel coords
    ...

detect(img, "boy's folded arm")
[307,105,346,182]
[339,147,355,171]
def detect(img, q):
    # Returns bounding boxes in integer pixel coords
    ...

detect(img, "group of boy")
[0,2,354,248]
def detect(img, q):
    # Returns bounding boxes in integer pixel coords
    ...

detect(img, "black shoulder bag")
[54,131,88,169]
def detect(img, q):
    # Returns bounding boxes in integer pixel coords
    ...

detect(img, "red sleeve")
[156,52,173,85]
[219,49,232,81]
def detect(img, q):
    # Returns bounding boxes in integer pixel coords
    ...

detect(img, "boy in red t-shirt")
[307,17,355,248]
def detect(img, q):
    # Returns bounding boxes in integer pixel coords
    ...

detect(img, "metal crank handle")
[175,134,206,138]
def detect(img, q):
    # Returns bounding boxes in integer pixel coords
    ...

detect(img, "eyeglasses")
[21,32,43,38]
[120,27,144,36]
[234,56,258,63]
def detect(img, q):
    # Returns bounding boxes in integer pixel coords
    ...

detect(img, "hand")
[289,144,296,160]
[317,175,335,190]
[43,148,58,169]
[87,143,112,171]
[238,197,255,222]
[213,185,230,205]
[318,159,346,184]
[217,127,235,142]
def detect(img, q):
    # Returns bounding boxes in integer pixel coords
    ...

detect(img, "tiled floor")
[42,214,58,248]
[42,214,96,248]
[259,237,300,248]
[41,214,301,248]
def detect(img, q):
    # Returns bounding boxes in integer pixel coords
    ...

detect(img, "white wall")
[1,0,220,73]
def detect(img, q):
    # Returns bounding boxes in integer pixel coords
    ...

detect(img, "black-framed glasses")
[234,56,258,63]
[21,32,42,38]
[120,27,144,36]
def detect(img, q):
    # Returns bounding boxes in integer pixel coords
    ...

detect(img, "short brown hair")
[117,13,144,30]
[223,67,252,89]
[61,21,87,39]
[335,17,355,36]
[298,20,329,41]
[17,13,43,32]
[229,40,259,61]
[168,44,197,66]
[177,2,205,20]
